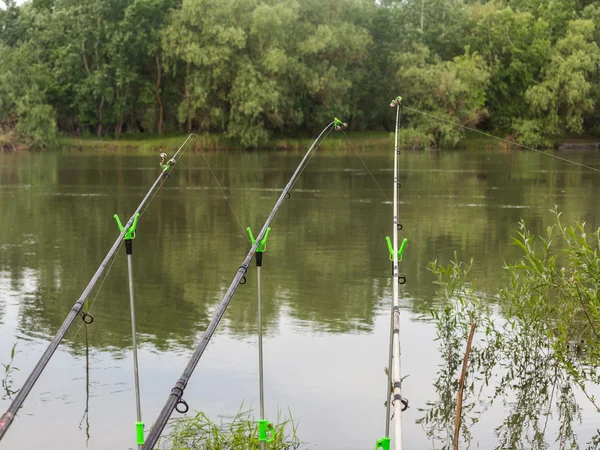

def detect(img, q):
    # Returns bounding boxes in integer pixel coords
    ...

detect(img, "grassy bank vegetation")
[0,131,510,153]
[161,408,301,450]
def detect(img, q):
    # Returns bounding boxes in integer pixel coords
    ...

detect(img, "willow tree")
[395,45,491,148]
[516,19,600,147]
[163,0,371,146]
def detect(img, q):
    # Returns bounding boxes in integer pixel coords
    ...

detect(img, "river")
[0,145,599,449]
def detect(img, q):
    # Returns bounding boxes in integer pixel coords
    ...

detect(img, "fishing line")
[141,121,337,450]
[138,176,169,219]
[0,134,196,441]
[193,140,247,240]
[341,130,390,202]
[402,105,600,174]
[289,126,335,192]
[78,325,91,445]
[70,241,124,343]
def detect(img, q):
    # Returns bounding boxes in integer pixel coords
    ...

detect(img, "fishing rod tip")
[389,96,403,108]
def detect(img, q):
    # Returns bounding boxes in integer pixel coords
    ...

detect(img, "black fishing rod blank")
[141,119,344,449]
[0,134,195,442]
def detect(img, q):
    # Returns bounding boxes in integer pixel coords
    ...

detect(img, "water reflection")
[1,150,599,346]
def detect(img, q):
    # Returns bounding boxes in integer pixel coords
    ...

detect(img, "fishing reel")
[160,153,176,166]
[333,118,348,131]
[389,96,403,108]
[159,153,177,174]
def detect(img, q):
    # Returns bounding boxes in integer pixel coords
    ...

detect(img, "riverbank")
[57,131,394,153]
[54,131,505,153]
[2,130,597,153]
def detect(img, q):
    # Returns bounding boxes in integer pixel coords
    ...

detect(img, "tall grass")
[1,342,19,400]
[162,407,301,450]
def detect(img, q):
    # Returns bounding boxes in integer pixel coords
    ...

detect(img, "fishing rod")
[141,119,345,450]
[0,134,195,442]
[377,97,408,450]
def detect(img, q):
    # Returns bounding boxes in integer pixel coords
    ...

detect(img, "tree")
[468,4,552,129]
[0,44,57,148]
[395,45,491,148]
[515,19,600,146]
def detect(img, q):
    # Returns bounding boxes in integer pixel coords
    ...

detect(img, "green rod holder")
[247,227,271,253]
[258,419,274,443]
[386,237,408,262]
[375,437,391,450]
[114,213,140,240]
[136,422,145,445]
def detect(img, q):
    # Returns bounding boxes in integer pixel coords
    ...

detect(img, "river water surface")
[0,145,599,449]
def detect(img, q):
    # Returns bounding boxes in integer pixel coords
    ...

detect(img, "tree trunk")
[185,62,192,134]
[81,39,91,76]
[115,88,122,138]
[97,95,105,137]
[420,0,425,33]
[155,55,164,135]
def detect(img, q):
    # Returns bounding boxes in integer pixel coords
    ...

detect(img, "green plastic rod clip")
[389,96,403,108]
[136,422,145,445]
[247,227,271,253]
[386,237,408,262]
[375,437,391,450]
[159,152,176,172]
[333,117,348,131]
[258,419,274,443]
[114,213,140,240]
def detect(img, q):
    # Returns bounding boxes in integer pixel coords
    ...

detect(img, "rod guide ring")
[175,399,189,414]
[81,312,94,324]
[239,266,248,285]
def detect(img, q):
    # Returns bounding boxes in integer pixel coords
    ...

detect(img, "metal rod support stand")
[257,260,266,450]
[126,242,144,449]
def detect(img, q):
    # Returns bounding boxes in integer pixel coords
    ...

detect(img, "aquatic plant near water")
[163,406,300,450]
[420,208,600,449]
[1,343,19,401]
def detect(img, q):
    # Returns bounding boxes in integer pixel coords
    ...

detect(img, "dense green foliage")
[0,0,599,148]
[422,209,600,449]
